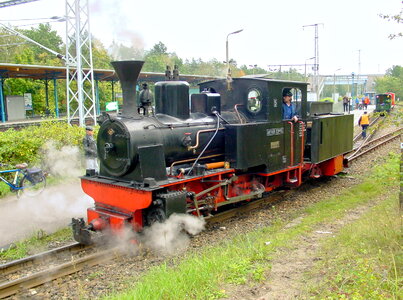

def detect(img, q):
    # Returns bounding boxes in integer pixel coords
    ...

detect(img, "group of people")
[354,96,370,110]
[343,96,371,112]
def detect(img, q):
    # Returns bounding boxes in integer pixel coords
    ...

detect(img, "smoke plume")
[141,214,206,255]
[0,142,92,246]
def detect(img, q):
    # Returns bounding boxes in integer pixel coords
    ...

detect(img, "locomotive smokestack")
[111,60,145,116]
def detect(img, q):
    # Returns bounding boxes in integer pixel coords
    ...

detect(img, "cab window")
[247,88,262,113]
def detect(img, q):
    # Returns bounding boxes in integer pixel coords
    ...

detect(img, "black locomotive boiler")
[72,60,353,244]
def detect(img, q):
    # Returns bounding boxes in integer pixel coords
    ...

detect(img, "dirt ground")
[223,140,399,300]
[225,194,389,300]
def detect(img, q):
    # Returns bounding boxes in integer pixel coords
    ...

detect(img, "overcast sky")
[0,0,402,75]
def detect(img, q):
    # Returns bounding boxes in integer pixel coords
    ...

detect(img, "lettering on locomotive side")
[266,128,284,136]
[270,141,280,149]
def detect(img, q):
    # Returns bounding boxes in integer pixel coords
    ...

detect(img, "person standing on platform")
[364,97,370,110]
[343,96,349,112]
[355,97,359,110]
[83,126,98,173]
[358,111,370,138]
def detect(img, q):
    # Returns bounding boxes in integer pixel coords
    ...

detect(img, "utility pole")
[303,23,323,100]
[65,0,96,127]
[357,49,361,95]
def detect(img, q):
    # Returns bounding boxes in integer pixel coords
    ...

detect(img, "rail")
[0,242,87,276]
[0,248,115,298]
[347,129,401,162]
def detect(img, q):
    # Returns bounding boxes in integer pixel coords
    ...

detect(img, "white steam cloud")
[0,142,92,246]
[90,0,145,61]
[141,214,205,255]
[42,141,83,178]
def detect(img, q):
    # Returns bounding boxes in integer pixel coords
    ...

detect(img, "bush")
[319,97,334,103]
[0,120,88,167]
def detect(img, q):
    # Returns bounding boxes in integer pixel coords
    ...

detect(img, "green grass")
[0,227,73,260]
[104,152,399,300]
[305,192,401,299]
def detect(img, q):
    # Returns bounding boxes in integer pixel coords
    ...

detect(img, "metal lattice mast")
[303,23,323,100]
[65,0,96,126]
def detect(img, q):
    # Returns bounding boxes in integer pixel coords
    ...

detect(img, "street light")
[333,68,341,100]
[226,29,243,79]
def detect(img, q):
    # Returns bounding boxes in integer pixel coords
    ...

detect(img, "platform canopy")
[0,63,218,83]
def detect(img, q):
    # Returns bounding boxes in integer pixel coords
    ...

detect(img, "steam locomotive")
[72,60,354,244]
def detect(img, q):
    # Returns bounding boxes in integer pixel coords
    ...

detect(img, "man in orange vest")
[358,111,370,138]
[364,97,370,110]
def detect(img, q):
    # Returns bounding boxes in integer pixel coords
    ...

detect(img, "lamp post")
[226,29,243,79]
[351,72,355,100]
[333,68,341,101]
[304,57,315,83]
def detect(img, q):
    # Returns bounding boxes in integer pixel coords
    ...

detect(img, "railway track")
[0,242,116,299]
[347,128,401,162]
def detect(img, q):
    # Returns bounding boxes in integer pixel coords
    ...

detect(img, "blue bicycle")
[0,163,46,197]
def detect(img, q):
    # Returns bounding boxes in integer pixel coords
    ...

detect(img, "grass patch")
[306,192,401,299]
[104,152,399,300]
[0,227,73,260]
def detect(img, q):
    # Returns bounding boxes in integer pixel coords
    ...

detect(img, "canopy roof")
[0,63,218,83]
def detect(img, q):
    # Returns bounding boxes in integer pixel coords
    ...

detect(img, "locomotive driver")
[282,89,298,122]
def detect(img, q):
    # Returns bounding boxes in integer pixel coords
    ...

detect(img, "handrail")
[234,104,245,124]
[298,121,305,165]
[288,121,294,166]
[187,128,225,151]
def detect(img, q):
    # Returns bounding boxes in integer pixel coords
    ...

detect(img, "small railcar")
[375,93,394,113]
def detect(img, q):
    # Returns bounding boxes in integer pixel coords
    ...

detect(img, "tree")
[379,2,403,39]
[92,38,113,69]
[0,27,26,63]
[374,65,403,99]
[20,23,64,65]
[148,41,167,56]
[143,42,182,73]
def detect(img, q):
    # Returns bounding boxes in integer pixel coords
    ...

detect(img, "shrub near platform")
[0,120,91,196]
[0,120,86,166]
